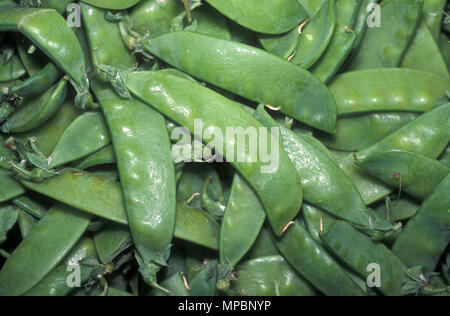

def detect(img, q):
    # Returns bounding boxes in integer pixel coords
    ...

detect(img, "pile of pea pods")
[0,0,449,297]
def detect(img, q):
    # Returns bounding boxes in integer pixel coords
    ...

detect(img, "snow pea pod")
[3,76,68,133]
[94,223,132,264]
[189,259,218,296]
[339,102,450,205]
[190,5,231,40]
[0,203,91,296]
[316,112,420,151]
[401,21,450,78]
[290,0,336,69]
[297,0,326,16]
[126,70,303,236]
[0,135,25,203]
[350,0,380,54]
[25,238,99,296]
[258,26,302,60]
[205,0,308,35]
[374,196,420,221]
[329,69,450,115]
[393,175,450,271]
[440,33,450,71]
[439,145,450,168]
[302,203,337,245]
[346,0,424,70]
[74,145,116,170]
[81,0,141,10]
[39,0,73,13]
[17,209,36,239]
[246,226,280,259]
[220,174,266,267]
[143,31,337,133]
[149,272,190,296]
[255,105,394,233]
[423,0,446,41]
[12,196,47,219]
[11,62,62,97]
[230,256,318,296]
[357,150,450,201]
[49,112,111,168]
[0,53,26,82]
[320,221,407,296]
[274,221,366,296]
[15,34,47,77]
[0,205,18,246]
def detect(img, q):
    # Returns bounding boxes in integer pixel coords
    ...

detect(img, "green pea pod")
[12,196,47,219]
[126,70,303,236]
[274,221,366,296]
[143,31,338,133]
[310,0,361,83]
[320,221,408,296]
[329,69,450,115]
[230,255,318,296]
[302,203,338,245]
[258,26,302,60]
[219,174,266,267]
[39,0,73,13]
[349,0,380,54]
[439,145,450,168]
[15,34,47,77]
[374,196,420,222]
[81,0,141,10]
[25,238,99,296]
[0,205,19,245]
[0,135,25,203]
[339,102,450,205]
[149,272,190,296]
[189,259,218,296]
[316,112,420,151]
[0,8,90,101]
[3,76,68,133]
[357,150,450,201]
[0,203,91,296]
[246,226,279,259]
[12,62,63,97]
[94,223,132,264]
[297,0,326,16]
[49,112,111,168]
[0,53,26,82]
[423,0,446,41]
[439,34,450,72]
[290,0,336,69]
[401,21,450,78]
[255,105,394,233]
[107,288,134,296]
[190,4,232,40]
[346,0,424,71]
[17,209,37,239]
[175,202,220,250]
[74,145,116,170]
[205,0,308,35]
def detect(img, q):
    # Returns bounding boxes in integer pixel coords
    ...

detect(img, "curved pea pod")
[126,71,303,237]
[329,69,450,115]
[290,0,336,69]
[374,196,420,222]
[255,105,394,233]
[302,203,337,245]
[340,102,450,205]
[39,0,73,13]
[15,34,47,77]
[0,53,26,82]
[316,112,420,151]
[189,259,218,296]
[175,202,220,250]
[274,221,366,296]
[12,62,63,97]
[0,8,90,99]
[392,175,450,271]
[220,174,266,267]
[25,238,99,296]
[80,0,141,10]
[297,0,326,16]
[144,31,338,133]
[258,26,302,60]
[3,76,68,133]
[321,221,409,296]
[401,21,450,78]
[190,4,231,40]
[349,0,380,53]
[356,150,450,201]
[205,0,308,34]
[49,112,111,168]
[0,205,19,246]
[74,145,116,170]
[246,226,279,259]
[149,272,190,296]
[423,0,446,41]
[0,135,25,203]
[0,203,91,296]
[346,0,424,71]
[439,34,450,71]
[94,223,132,265]
[230,255,318,296]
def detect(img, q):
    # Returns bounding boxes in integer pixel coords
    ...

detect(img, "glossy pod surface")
[0,135,25,202]
[12,62,62,97]
[81,0,141,10]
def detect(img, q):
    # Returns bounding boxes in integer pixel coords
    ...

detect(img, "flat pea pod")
[357,150,450,201]
[12,196,47,219]
[219,174,266,267]
[149,272,190,296]
[49,111,111,168]
[189,259,218,297]
[329,69,450,115]
[39,0,73,13]
[258,26,302,60]
[297,0,326,16]
[393,175,450,271]
[0,53,26,82]
[349,0,380,54]
[11,62,63,97]
[190,4,232,40]
[205,0,308,35]
[25,238,99,296]
[321,221,409,296]
[274,221,366,296]
[74,145,116,170]
[316,112,420,151]
[346,0,424,71]
[439,145,450,168]
[339,102,450,205]
[80,0,141,10]
[245,226,279,259]
[0,135,25,203]
[3,76,68,133]
[126,70,303,236]
[0,203,91,296]
[400,21,450,78]
[94,223,132,264]
[17,209,37,239]
[374,196,420,221]
[439,33,450,71]
[423,0,446,41]
[230,255,318,296]
[255,105,394,233]
[290,0,337,69]
[145,32,337,133]
[0,205,19,246]
[302,203,338,245]
[0,8,90,97]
